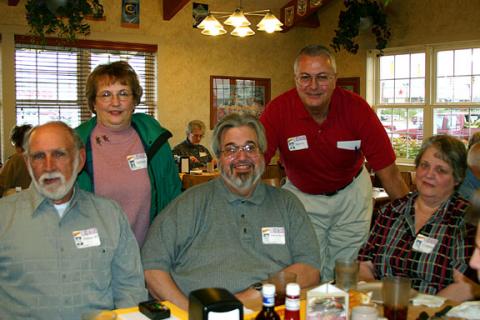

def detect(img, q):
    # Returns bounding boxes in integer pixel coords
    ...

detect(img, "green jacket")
[75,113,182,223]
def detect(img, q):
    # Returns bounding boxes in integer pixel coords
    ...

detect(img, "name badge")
[337,140,361,151]
[262,227,286,245]
[412,234,438,254]
[199,151,208,157]
[72,228,101,249]
[127,153,147,171]
[287,135,308,151]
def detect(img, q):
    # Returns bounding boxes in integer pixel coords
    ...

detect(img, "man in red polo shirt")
[260,44,409,281]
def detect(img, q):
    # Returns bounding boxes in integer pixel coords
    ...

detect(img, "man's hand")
[235,287,262,306]
[189,156,200,163]
[144,270,189,310]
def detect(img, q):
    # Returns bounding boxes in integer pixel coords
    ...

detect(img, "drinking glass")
[335,258,359,291]
[351,305,378,320]
[382,276,411,320]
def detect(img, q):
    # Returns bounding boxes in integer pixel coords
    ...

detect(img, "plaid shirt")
[358,192,476,294]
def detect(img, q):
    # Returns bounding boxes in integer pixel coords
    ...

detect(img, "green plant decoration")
[25,0,103,43]
[330,0,391,55]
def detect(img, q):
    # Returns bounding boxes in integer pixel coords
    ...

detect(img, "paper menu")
[306,283,349,320]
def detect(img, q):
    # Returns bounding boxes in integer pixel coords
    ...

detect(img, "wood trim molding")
[163,0,190,20]
[14,35,158,53]
[280,0,333,32]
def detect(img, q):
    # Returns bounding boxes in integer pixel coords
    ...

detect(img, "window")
[371,42,480,161]
[15,36,157,128]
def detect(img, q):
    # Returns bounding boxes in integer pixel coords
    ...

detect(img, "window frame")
[14,35,157,127]
[368,40,480,163]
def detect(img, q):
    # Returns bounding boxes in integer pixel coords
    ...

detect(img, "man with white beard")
[0,122,147,319]
[142,113,321,310]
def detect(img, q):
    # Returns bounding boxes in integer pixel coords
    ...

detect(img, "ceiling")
[7,0,330,33]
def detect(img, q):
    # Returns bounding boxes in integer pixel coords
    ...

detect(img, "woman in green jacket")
[75,61,181,247]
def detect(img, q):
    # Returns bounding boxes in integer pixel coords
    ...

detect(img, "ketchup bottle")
[284,283,300,320]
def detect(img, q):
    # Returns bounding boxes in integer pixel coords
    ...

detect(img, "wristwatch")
[250,282,263,291]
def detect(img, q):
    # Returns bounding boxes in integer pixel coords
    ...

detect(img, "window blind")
[15,37,157,128]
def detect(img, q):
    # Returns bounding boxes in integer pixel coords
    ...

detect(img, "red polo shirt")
[260,87,395,194]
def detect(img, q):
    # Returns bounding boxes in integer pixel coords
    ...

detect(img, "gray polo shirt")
[0,187,147,319]
[142,178,321,295]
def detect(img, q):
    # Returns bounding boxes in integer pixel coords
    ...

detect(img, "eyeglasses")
[221,143,258,157]
[96,90,132,103]
[295,73,335,87]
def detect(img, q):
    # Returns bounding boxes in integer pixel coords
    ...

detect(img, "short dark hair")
[212,113,267,158]
[468,132,480,149]
[187,120,206,135]
[85,61,143,113]
[10,124,32,149]
[415,134,467,185]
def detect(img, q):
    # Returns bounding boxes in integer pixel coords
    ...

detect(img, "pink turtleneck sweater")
[91,123,151,247]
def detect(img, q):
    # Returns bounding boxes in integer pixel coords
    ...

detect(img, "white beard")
[28,156,79,202]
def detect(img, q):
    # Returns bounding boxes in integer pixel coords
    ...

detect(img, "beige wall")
[0,0,479,161]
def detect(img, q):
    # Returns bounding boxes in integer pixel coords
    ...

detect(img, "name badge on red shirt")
[412,234,438,254]
[287,135,308,151]
[337,140,361,151]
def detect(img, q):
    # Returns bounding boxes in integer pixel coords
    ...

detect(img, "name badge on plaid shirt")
[413,234,438,254]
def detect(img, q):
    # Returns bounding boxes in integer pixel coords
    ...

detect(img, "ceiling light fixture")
[197,2,283,38]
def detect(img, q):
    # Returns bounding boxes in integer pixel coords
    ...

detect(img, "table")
[179,171,220,190]
[114,292,457,320]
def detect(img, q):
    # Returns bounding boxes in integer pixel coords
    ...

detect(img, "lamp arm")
[245,10,271,15]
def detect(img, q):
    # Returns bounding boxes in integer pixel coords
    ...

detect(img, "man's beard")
[28,156,79,202]
[220,158,265,194]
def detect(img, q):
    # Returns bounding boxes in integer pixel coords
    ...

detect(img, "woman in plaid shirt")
[359,135,479,302]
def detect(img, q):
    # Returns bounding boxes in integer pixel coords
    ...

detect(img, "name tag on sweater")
[127,153,147,171]
[72,228,101,249]
[262,227,286,244]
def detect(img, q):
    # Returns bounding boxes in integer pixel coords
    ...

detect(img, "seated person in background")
[469,190,480,282]
[0,122,147,319]
[172,119,213,169]
[458,140,480,201]
[0,124,32,196]
[142,113,321,310]
[358,134,478,302]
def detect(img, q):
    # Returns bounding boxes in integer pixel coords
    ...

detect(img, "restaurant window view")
[14,40,157,128]
[373,44,480,160]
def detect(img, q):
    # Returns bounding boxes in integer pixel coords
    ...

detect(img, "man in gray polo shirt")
[142,113,321,310]
[0,122,147,319]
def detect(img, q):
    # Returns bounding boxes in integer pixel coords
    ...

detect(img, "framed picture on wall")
[336,77,360,94]
[210,75,271,129]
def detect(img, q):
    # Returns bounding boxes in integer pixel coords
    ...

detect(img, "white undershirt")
[53,190,74,218]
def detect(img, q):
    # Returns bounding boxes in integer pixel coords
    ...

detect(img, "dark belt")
[320,166,364,197]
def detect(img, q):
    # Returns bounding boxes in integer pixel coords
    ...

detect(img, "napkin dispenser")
[180,156,190,173]
[188,287,243,320]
